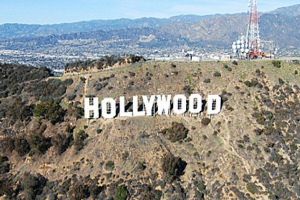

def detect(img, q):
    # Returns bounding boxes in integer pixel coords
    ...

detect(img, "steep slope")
[0,60,300,199]
[260,14,300,47]
[174,14,248,44]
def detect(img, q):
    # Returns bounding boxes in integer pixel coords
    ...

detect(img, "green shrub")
[96,129,103,134]
[64,79,74,85]
[87,178,103,198]
[66,124,76,134]
[213,71,221,77]
[105,161,115,171]
[278,78,285,85]
[0,175,14,197]
[0,137,15,153]
[244,79,261,88]
[115,185,129,200]
[161,122,189,143]
[28,133,52,155]
[162,153,187,181]
[80,77,86,83]
[0,156,10,174]
[74,130,88,152]
[2,97,34,122]
[224,64,233,71]
[51,133,74,155]
[34,100,65,124]
[67,104,84,120]
[67,94,76,101]
[138,186,162,200]
[22,173,47,200]
[204,79,211,83]
[246,183,259,194]
[68,178,90,200]
[201,118,211,126]
[195,177,206,199]
[0,64,51,97]
[129,72,136,77]
[25,78,73,101]
[244,81,252,87]
[232,60,238,65]
[14,138,31,156]
[272,60,282,68]
[183,85,193,95]
[292,60,300,65]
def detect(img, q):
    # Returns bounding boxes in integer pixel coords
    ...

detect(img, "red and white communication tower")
[232,0,276,59]
[246,0,261,58]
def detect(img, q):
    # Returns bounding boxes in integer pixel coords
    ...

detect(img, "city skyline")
[0,0,299,24]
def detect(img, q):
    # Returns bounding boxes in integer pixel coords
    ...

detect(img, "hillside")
[271,4,300,17]
[0,59,300,199]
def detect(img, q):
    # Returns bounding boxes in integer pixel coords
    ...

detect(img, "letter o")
[189,94,202,113]
[173,94,187,115]
[101,98,116,119]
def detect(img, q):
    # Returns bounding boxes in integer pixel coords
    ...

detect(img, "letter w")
[156,95,171,116]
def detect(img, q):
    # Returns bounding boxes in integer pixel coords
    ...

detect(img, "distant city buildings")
[0,47,299,70]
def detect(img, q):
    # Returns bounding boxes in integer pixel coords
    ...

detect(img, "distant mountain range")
[0,4,299,57]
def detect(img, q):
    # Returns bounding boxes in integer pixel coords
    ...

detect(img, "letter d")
[207,95,222,115]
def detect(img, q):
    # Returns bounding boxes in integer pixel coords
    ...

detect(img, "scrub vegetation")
[0,60,300,199]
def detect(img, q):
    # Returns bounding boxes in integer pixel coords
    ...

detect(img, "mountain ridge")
[270,4,300,17]
[0,4,287,40]
[0,4,299,66]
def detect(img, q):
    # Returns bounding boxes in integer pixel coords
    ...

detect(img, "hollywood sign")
[84,94,222,119]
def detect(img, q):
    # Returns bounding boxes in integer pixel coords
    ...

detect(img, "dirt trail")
[219,112,252,174]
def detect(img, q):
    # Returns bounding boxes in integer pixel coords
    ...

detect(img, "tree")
[34,100,65,124]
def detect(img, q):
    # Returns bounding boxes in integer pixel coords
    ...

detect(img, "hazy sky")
[1,0,299,24]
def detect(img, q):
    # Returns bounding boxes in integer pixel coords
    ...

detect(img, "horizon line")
[1,3,299,26]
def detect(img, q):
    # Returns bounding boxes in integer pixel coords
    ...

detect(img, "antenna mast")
[246,0,261,58]
[232,0,276,59]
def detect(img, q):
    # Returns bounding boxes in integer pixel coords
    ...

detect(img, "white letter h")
[84,97,99,119]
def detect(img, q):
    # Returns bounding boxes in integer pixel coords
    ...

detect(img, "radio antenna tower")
[232,0,276,59]
[246,0,261,58]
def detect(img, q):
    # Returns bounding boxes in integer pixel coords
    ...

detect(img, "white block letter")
[207,95,222,115]
[84,97,99,119]
[173,94,187,115]
[133,96,146,117]
[101,98,116,119]
[143,95,156,116]
[156,95,171,116]
[189,94,202,113]
[119,96,133,117]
